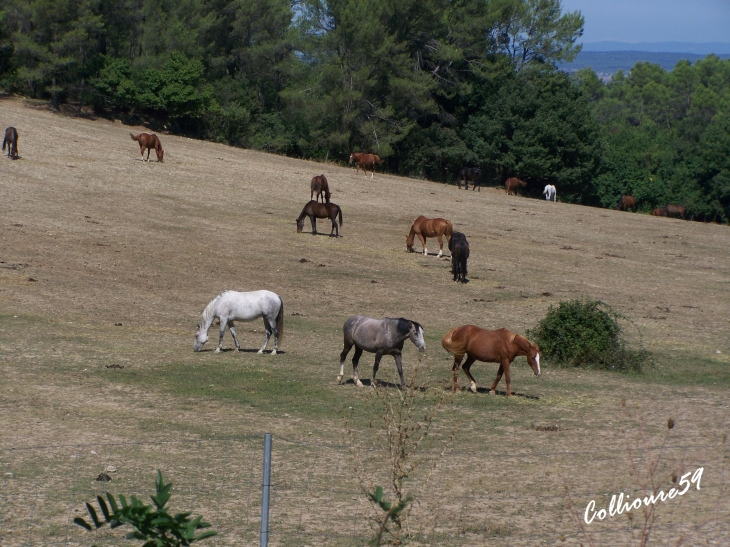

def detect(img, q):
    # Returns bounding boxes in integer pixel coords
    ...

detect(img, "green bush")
[527,300,649,373]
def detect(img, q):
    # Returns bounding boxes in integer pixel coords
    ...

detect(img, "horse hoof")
[487,389,493,395]
[214,348,221,353]
[356,380,364,387]
[257,349,264,354]
[337,375,343,384]
[469,384,477,393]
[271,350,277,355]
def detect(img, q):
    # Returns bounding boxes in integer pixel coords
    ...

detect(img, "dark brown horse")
[449,232,469,283]
[349,152,383,178]
[3,127,19,159]
[664,204,686,219]
[442,326,541,397]
[296,200,343,237]
[130,132,164,162]
[457,167,481,191]
[616,196,637,212]
[310,174,330,203]
[406,216,453,257]
[505,177,527,195]
[651,207,665,216]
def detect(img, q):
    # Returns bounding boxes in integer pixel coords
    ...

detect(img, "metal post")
[260,433,272,547]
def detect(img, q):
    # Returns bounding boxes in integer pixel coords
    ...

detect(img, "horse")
[442,326,541,397]
[130,132,164,162]
[505,177,527,195]
[449,232,469,283]
[651,207,665,216]
[296,200,343,237]
[542,184,557,202]
[310,174,330,203]
[337,316,425,388]
[664,204,686,219]
[349,152,383,178]
[194,290,284,354]
[406,216,453,257]
[457,167,481,191]
[3,127,18,159]
[616,196,637,212]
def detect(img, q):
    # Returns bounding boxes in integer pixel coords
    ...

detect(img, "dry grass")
[1,97,729,546]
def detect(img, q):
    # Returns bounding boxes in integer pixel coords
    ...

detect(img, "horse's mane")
[393,318,421,336]
[198,291,228,328]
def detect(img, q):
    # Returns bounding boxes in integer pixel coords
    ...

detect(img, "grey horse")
[337,316,426,388]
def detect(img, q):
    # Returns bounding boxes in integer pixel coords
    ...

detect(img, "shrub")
[527,299,649,372]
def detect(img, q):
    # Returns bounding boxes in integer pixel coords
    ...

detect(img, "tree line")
[0,0,728,221]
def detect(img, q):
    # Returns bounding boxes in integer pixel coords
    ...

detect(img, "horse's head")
[296,217,304,233]
[514,335,541,377]
[406,230,415,252]
[157,148,164,162]
[408,321,426,352]
[349,153,355,164]
[193,325,209,352]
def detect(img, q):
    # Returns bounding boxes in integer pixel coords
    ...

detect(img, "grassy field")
[1,97,729,546]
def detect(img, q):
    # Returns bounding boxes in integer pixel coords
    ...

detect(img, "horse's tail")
[1,134,6,151]
[442,327,468,358]
[375,155,384,164]
[445,219,453,238]
[130,132,140,142]
[276,296,284,345]
[338,205,343,226]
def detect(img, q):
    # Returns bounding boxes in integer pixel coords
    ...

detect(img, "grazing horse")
[449,232,469,283]
[664,204,686,219]
[337,316,426,388]
[406,216,453,257]
[457,167,482,191]
[616,196,637,212]
[194,290,284,354]
[310,174,330,203]
[652,207,665,216]
[296,200,343,237]
[3,127,19,158]
[542,184,557,201]
[505,177,527,195]
[442,326,541,397]
[130,132,164,162]
[349,152,383,178]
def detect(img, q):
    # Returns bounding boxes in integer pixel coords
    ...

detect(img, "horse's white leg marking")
[258,332,270,354]
[423,247,427,255]
[356,379,364,387]
[437,249,443,257]
[337,362,345,384]
[470,381,477,393]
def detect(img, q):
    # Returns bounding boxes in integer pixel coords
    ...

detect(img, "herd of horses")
[616,195,687,219]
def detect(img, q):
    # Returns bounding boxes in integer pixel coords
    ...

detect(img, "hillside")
[1,98,729,546]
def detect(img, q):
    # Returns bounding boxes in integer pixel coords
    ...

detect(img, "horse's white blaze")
[535,353,541,376]
[415,326,426,351]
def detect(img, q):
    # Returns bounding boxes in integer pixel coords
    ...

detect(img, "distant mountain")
[558,51,730,76]
[581,42,730,55]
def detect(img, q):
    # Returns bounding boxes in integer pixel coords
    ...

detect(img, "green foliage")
[527,300,649,373]
[367,486,413,546]
[74,471,217,547]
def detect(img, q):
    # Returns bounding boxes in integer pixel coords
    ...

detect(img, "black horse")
[3,127,19,159]
[449,232,469,283]
[457,168,481,191]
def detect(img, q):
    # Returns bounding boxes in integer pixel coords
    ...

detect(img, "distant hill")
[558,50,730,76]
[582,42,730,55]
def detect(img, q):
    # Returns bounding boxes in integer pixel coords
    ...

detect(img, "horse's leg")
[352,347,364,387]
[489,363,504,395]
[257,318,272,354]
[309,214,317,235]
[437,233,443,258]
[372,351,384,387]
[417,233,427,255]
[338,342,354,384]
[451,355,464,391]
[227,320,241,352]
[461,356,478,392]
[394,352,406,389]
[503,361,513,397]
[215,316,228,353]
[271,315,280,355]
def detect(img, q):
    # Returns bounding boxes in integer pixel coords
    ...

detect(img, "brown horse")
[457,167,481,191]
[664,204,686,219]
[616,196,637,212]
[3,127,19,158]
[296,200,343,237]
[310,174,330,203]
[130,132,164,162]
[505,177,527,195]
[651,207,665,216]
[349,152,383,178]
[406,216,453,257]
[442,326,541,397]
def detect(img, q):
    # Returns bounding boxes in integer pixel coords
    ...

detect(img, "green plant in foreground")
[368,486,413,547]
[74,471,217,546]
[527,299,649,373]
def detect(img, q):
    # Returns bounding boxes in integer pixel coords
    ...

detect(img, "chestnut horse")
[616,196,637,212]
[130,132,164,162]
[296,200,343,237]
[505,177,527,195]
[652,207,665,216]
[3,127,19,158]
[349,152,383,178]
[406,216,453,257]
[310,174,330,203]
[442,326,541,397]
[457,167,481,191]
[664,204,686,219]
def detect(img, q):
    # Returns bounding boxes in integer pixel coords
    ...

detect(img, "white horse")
[542,184,557,202]
[194,290,284,354]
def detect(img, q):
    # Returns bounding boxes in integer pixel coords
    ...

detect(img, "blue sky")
[560,0,730,43]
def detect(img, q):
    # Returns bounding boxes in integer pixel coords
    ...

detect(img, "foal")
[3,127,19,158]
[130,132,164,162]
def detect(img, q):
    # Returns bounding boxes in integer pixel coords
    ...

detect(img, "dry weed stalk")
[344,357,457,544]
